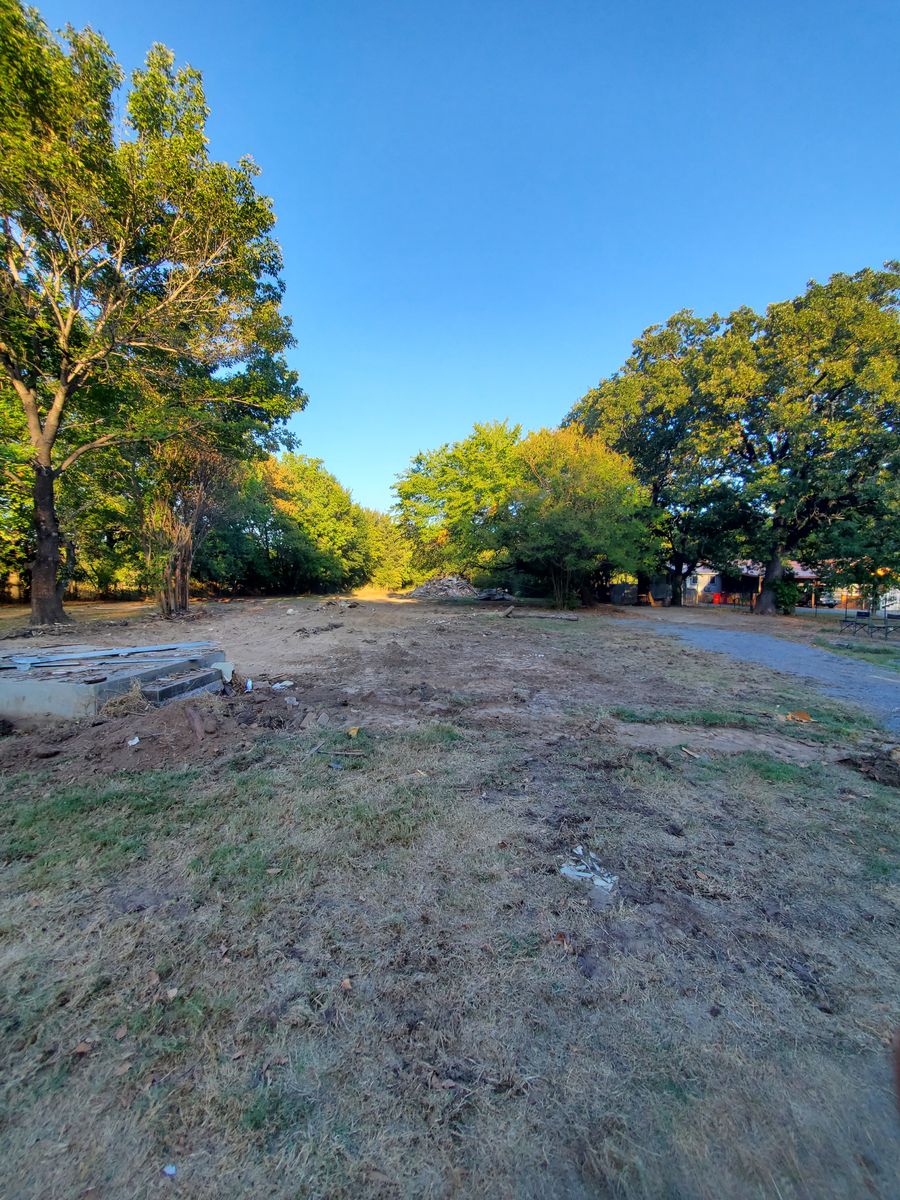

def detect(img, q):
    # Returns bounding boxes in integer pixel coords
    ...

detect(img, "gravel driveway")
[631,616,900,734]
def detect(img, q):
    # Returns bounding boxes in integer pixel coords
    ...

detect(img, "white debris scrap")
[560,845,618,893]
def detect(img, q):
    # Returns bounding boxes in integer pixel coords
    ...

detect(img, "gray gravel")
[634,618,900,734]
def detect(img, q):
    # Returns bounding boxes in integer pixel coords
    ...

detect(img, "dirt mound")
[0,680,357,776]
[409,575,478,599]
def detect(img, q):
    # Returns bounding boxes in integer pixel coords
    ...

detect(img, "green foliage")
[707,267,900,605]
[0,2,304,618]
[394,420,522,577]
[772,576,800,615]
[266,455,381,592]
[396,423,649,605]
[569,312,750,600]
[806,470,900,610]
[493,427,649,606]
[363,509,414,589]
[569,266,900,611]
[190,456,412,596]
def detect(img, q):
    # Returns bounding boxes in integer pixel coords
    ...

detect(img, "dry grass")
[100,680,156,717]
[1,608,898,1199]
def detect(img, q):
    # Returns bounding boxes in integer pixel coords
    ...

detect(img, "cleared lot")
[1,598,898,1199]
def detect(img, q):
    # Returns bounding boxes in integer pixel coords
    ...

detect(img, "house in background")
[684,562,820,606]
[684,563,899,609]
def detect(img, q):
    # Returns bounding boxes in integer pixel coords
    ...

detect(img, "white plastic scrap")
[126,736,140,747]
[162,1164,177,1177]
[272,680,295,691]
[560,845,618,893]
[245,679,253,692]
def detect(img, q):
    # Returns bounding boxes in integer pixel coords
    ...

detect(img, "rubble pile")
[410,575,479,599]
[475,587,518,603]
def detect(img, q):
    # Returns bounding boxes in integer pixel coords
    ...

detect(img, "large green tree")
[570,267,900,614]
[707,267,900,613]
[569,312,752,604]
[265,454,379,592]
[493,427,649,607]
[799,464,900,612]
[0,2,303,622]
[393,420,523,578]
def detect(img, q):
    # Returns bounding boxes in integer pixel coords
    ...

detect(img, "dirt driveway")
[1,597,898,1200]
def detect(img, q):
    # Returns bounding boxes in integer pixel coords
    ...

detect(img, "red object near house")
[712,592,724,604]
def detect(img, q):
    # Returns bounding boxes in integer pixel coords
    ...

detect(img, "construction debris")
[476,587,518,602]
[409,575,478,599]
[560,845,619,907]
[838,749,900,789]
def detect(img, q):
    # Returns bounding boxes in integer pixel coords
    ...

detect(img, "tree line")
[2,2,898,621]
[394,268,900,613]
[0,2,411,620]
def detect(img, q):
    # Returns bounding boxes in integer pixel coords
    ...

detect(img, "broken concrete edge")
[140,668,228,704]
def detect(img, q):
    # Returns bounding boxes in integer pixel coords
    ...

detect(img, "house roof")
[694,560,820,581]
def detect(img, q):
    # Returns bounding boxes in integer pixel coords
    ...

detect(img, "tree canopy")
[570,266,900,611]
[395,422,649,604]
[394,420,523,578]
[0,1,304,620]
[494,427,649,606]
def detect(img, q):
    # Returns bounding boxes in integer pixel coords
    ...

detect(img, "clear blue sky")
[39,0,900,510]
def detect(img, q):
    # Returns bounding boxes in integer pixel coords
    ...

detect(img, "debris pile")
[475,587,518,603]
[838,748,900,789]
[410,575,478,599]
[0,640,228,720]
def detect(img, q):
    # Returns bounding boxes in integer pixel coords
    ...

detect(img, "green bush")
[772,576,800,614]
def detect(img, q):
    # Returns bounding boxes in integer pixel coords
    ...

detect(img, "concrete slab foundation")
[0,642,227,720]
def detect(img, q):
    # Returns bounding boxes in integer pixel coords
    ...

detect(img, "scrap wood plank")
[0,643,96,669]
[511,611,578,622]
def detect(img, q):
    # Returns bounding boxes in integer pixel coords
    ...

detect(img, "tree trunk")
[30,466,70,625]
[175,545,192,614]
[669,556,686,607]
[157,559,175,617]
[157,538,193,617]
[756,552,783,615]
[550,566,571,609]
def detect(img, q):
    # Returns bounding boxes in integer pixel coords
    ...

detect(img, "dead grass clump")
[100,680,155,716]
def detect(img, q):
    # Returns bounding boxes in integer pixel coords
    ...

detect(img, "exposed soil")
[2,594,888,777]
[1,597,898,1200]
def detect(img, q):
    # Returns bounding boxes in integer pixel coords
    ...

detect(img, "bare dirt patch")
[1,598,898,1199]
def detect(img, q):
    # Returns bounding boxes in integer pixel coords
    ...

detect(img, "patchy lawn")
[1,600,898,1198]
[814,636,900,675]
